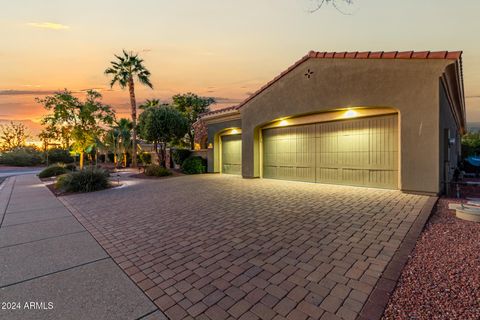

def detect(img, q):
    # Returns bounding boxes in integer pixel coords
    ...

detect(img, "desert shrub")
[107,153,115,163]
[172,149,192,166]
[0,147,43,166]
[56,167,110,193]
[65,163,76,171]
[181,156,206,174]
[144,164,172,177]
[47,148,74,164]
[38,164,68,178]
[138,152,152,165]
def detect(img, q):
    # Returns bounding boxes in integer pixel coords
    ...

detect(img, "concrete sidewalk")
[0,174,165,320]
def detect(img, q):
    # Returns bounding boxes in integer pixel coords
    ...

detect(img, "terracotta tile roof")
[200,105,238,118]
[233,50,463,110]
[308,50,462,60]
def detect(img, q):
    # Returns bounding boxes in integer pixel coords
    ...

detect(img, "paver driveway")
[62,175,429,320]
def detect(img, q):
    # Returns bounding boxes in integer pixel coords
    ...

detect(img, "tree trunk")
[128,77,138,168]
[188,131,195,150]
[154,142,162,166]
[79,152,84,169]
[123,152,127,167]
[155,142,167,168]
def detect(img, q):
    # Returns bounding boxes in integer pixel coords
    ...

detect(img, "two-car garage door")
[262,114,399,189]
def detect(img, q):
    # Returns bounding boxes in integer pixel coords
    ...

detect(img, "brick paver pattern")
[63,175,428,320]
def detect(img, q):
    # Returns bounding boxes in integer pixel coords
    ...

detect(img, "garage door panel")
[222,135,242,175]
[368,170,397,188]
[271,166,315,182]
[295,167,316,182]
[316,167,341,183]
[370,151,399,169]
[263,166,277,178]
[341,168,366,185]
[263,114,398,189]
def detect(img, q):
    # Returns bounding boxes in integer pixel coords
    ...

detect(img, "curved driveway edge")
[0,174,160,320]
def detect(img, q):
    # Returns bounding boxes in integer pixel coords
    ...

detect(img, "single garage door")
[221,134,242,175]
[263,114,398,189]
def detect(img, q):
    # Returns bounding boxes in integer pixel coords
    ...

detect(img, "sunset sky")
[1,0,480,136]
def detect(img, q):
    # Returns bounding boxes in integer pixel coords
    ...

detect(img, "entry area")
[221,134,242,175]
[262,114,399,189]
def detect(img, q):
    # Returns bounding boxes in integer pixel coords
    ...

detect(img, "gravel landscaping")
[383,198,480,320]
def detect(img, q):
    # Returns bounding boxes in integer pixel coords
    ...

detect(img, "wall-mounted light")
[207,143,213,149]
[231,129,238,134]
[344,109,358,118]
[279,120,288,126]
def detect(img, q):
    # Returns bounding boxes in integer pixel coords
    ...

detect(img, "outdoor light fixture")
[279,120,288,126]
[231,129,238,134]
[344,109,358,118]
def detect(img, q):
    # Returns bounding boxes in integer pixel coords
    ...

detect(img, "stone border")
[357,196,438,320]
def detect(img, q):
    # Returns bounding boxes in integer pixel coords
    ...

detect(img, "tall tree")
[37,90,115,169]
[0,122,30,151]
[38,127,56,152]
[115,118,133,167]
[102,128,120,167]
[105,50,153,168]
[172,93,215,150]
[138,105,188,167]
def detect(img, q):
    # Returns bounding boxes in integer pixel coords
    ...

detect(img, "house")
[200,51,465,195]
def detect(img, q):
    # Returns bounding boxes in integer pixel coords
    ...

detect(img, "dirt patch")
[382,198,480,320]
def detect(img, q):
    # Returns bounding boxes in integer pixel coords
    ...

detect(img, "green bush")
[181,156,206,174]
[56,167,110,193]
[144,164,172,177]
[107,153,115,163]
[38,164,68,178]
[0,147,43,166]
[47,148,74,164]
[65,163,76,171]
[138,152,152,165]
[172,149,192,166]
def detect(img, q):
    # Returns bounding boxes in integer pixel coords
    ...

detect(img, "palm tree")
[105,50,152,168]
[139,98,160,110]
[103,128,120,168]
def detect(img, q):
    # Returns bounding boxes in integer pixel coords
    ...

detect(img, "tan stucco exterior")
[202,54,465,195]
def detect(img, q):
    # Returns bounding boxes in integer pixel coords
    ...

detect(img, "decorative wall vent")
[304,69,314,79]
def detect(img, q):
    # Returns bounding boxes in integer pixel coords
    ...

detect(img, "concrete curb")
[357,196,438,320]
[0,177,15,227]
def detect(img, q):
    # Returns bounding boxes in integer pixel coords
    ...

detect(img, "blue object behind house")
[466,156,480,167]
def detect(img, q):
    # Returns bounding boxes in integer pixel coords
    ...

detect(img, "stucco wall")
[239,58,456,194]
[439,81,461,193]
